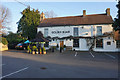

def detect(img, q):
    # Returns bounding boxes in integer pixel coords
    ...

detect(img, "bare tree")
[0,5,10,35]
[44,10,57,18]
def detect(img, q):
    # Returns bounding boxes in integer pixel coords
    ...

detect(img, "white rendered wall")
[79,25,92,37]
[37,24,119,52]
[72,39,89,51]
[93,37,120,52]
[93,24,113,36]
[38,26,73,38]
[64,39,73,47]
[37,24,113,38]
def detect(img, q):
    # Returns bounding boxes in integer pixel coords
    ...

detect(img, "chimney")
[83,10,86,16]
[40,12,45,21]
[106,8,110,16]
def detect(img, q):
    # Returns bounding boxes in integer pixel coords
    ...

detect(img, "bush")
[6,32,24,49]
[2,37,8,45]
[56,44,59,48]
[32,46,37,51]
[63,45,66,48]
[43,46,46,51]
[60,47,63,50]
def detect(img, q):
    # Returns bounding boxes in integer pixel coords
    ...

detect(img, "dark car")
[15,43,29,50]
[15,43,24,50]
[22,43,29,50]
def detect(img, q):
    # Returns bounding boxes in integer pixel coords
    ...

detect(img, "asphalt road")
[0,49,118,79]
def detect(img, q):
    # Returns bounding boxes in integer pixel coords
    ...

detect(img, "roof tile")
[38,13,113,27]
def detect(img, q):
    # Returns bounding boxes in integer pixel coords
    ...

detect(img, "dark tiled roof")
[38,13,113,27]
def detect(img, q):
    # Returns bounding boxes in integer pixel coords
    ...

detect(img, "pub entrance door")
[60,41,64,47]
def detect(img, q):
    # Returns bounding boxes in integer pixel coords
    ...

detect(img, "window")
[96,39,103,48]
[97,26,102,35]
[107,41,111,45]
[73,39,79,47]
[53,39,54,41]
[74,27,78,36]
[116,40,120,48]
[44,42,49,47]
[44,28,48,37]
[108,37,111,39]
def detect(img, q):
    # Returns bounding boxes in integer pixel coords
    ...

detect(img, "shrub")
[2,37,8,45]
[43,46,46,51]
[63,45,66,48]
[60,47,63,50]
[32,46,37,51]
[6,32,24,49]
[56,44,59,48]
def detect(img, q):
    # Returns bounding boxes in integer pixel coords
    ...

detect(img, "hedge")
[2,37,8,45]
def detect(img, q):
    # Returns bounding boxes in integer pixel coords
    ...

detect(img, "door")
[60,41,64,47]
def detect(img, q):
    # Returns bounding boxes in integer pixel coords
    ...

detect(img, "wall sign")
[52,31,70,34]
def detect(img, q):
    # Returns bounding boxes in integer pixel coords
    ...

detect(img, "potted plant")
[60,47,63,53]
[43,46,46,54]
[27,45,32,54]
[40,48,42,54]
[27,45,30,53]
[63,45,66,51]
[52,46,55,52]
[32,45,37,54]
[36,48,39,54]
[56,44,59,50]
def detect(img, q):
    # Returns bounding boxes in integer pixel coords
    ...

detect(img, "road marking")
[0,67,29,79]
[0,64,5,67]
[75,52,78,57]
[89,52,95,58]
[104,53,116,59]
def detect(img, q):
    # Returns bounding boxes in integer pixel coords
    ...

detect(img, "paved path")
[0,50,118,78]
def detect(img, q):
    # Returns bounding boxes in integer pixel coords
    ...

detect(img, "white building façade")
[37,8,120,52]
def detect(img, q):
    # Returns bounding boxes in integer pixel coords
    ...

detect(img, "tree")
[0,5,10,35]
[6,32,24,48]
[113,1,120,32]
[44,10,57,18]
[17,7,40,40]
[1,37,8,45]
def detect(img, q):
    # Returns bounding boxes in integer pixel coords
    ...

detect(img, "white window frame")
[97,26,102,36]
[73,27,79,36]
[44,28,48,37]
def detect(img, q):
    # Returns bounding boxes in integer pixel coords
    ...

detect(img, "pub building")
[37,9,120,52]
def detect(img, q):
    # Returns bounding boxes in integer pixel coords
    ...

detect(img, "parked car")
[15,43,24,50]
[15,43,29,50]
[22,43,29,50]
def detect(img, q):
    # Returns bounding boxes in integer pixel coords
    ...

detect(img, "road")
[0,49,118,79]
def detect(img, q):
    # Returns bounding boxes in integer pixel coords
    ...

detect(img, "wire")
[14,0,34,9]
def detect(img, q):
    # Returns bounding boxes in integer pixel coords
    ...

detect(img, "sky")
[0,1,118,33]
